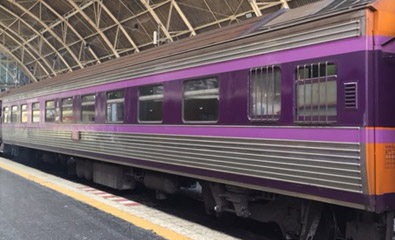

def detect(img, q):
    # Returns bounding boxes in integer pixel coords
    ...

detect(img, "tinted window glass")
[183,78,219,122]
[61,97,73,123]
[106,90,124,122]
[32,102,40,123]
[11,105,18,123]
[81,94,95,122]
[138,85,163,122]
[45,100,55,122]
[107,91,124,100]
[3,107,10,123]
[21,104,28,123]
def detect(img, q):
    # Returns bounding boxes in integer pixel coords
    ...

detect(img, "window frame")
[20,104,28,123]
[138,84,164,123]
[31,102,40,123]
[294,61,337,124]
[105,90,124,123]
[81,94,96,123]
[45,100,56,123]
[3,106,10,124]
[182,77,219,124]
[61,97,73,123]
[11,105,19,123]
[248,65,282,122]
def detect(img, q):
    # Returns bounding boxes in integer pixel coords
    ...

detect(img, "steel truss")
[0,0,292,82]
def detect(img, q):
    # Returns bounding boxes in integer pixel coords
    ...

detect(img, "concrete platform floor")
[0,157,239,240]
[0,166,164,240]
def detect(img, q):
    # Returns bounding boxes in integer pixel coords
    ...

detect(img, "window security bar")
[295,62,337,124]
[249,65,281,122]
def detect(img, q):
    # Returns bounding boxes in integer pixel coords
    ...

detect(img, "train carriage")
[1,0,394,239]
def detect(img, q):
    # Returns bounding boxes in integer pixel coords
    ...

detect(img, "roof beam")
[139,0,173,42]
[0,44,36,82]
[2,2,72,73]
[171,0,196,36]
[1,0,293,81]
[202,0,221,28]
[110,0,290,50]
[0,3,71,74]
[0,22,53,77]
[179,2,282,34]
[67,0,120,58]
[224,0,241,24]
[0,60,14,63]
[95,0,140,53]
[39,0,102,64]
[0,64,17,80]
[256,0,290,9]
[280,0,290,9]
[249,0,263,16]
[8,0,99,65]
[252,0,291,15]
[10,1,84,70]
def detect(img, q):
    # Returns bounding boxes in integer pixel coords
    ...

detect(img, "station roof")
[0,0,328,83]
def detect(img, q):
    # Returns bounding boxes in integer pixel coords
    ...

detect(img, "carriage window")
[106,90,124,122]
[183,77,219,122]
[81,94,95,122]
[32,102,40,123]
[61,97,73,123]
[295,62,337,123]
[138,85,163,122]
[45,100,55,122]
[21,104,27,123]
[249,66,281,121]
[11,105,18,123]
[2,107,10,123]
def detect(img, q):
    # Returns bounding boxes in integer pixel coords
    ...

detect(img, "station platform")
[0,157,237,240]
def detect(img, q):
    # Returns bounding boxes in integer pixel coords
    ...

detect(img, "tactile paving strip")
[76,186,139,207]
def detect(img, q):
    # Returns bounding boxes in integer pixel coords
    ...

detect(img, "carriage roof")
[0,0,378,100]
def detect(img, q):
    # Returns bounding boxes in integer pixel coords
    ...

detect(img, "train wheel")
[299,202,339,240]
[201,182,216,215]
[313,206,339,240]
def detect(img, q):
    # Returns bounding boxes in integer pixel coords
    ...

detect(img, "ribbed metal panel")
[3,128,363,193]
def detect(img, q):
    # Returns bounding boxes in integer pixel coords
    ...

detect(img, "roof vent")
[344,82,358,109]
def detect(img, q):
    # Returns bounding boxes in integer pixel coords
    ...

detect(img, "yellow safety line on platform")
[0,160,192,240]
